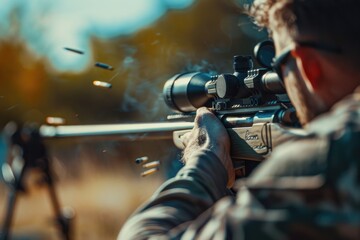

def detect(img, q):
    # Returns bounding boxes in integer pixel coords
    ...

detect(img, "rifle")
[38,40,305,176]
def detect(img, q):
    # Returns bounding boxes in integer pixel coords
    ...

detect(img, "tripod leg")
[48,184,73,240]
[1,158,26,240]
[44,162,74,240]
[1,189,18,240]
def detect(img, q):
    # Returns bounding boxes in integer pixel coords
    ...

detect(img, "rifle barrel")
[39,122,195,139]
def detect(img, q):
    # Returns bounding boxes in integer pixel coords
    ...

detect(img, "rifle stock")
[173,112,307,161]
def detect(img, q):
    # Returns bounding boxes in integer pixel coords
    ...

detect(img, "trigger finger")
[179,130,192,147]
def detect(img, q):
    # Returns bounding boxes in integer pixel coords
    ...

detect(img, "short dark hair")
[250,0,360,63]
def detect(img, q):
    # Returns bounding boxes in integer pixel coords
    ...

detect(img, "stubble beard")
[285,65,327,126]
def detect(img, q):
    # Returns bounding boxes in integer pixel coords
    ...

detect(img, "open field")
[0,140,181,240]
[0,170,163,240]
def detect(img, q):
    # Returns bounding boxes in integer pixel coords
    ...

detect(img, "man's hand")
[181,107,235,188]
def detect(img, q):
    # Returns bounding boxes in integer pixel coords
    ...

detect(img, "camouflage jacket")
[119,90,360,240]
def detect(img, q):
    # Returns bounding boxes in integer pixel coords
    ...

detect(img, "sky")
[0,0,195,72]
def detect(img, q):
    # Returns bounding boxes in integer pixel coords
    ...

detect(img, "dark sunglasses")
[271,41,342,81]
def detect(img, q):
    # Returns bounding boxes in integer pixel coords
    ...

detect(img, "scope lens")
[163,72,212,112]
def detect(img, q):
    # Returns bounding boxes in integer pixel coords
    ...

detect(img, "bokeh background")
[0,0,266,239]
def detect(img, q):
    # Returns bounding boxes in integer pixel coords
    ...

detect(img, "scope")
[163,40,286,113]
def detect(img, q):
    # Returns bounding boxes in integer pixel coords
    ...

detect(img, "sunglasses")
[271,41,342,81]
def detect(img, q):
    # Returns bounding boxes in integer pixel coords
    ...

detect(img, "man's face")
[272,32,327,126]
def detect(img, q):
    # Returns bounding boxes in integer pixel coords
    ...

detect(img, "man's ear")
[292,47,323,91]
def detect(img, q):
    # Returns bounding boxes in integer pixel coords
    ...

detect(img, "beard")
[283,61,328,126]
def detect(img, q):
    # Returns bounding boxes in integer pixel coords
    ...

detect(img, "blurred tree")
[0,0,266,126]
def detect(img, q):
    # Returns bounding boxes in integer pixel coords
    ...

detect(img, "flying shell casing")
[93,80,112,88]
[95,62,114,70]
[142,161,160,168]
[141,168,159,177]
[135,156,149,164]
[46,117,66,125]
[64,47,84,54]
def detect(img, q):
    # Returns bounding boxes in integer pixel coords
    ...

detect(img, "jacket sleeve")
[171,133,360,240]
[118,150,231,240]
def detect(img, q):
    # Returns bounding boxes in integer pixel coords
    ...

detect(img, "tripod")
[1,123,73,240]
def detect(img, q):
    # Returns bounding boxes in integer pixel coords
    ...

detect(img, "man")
[119,0,360,239]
